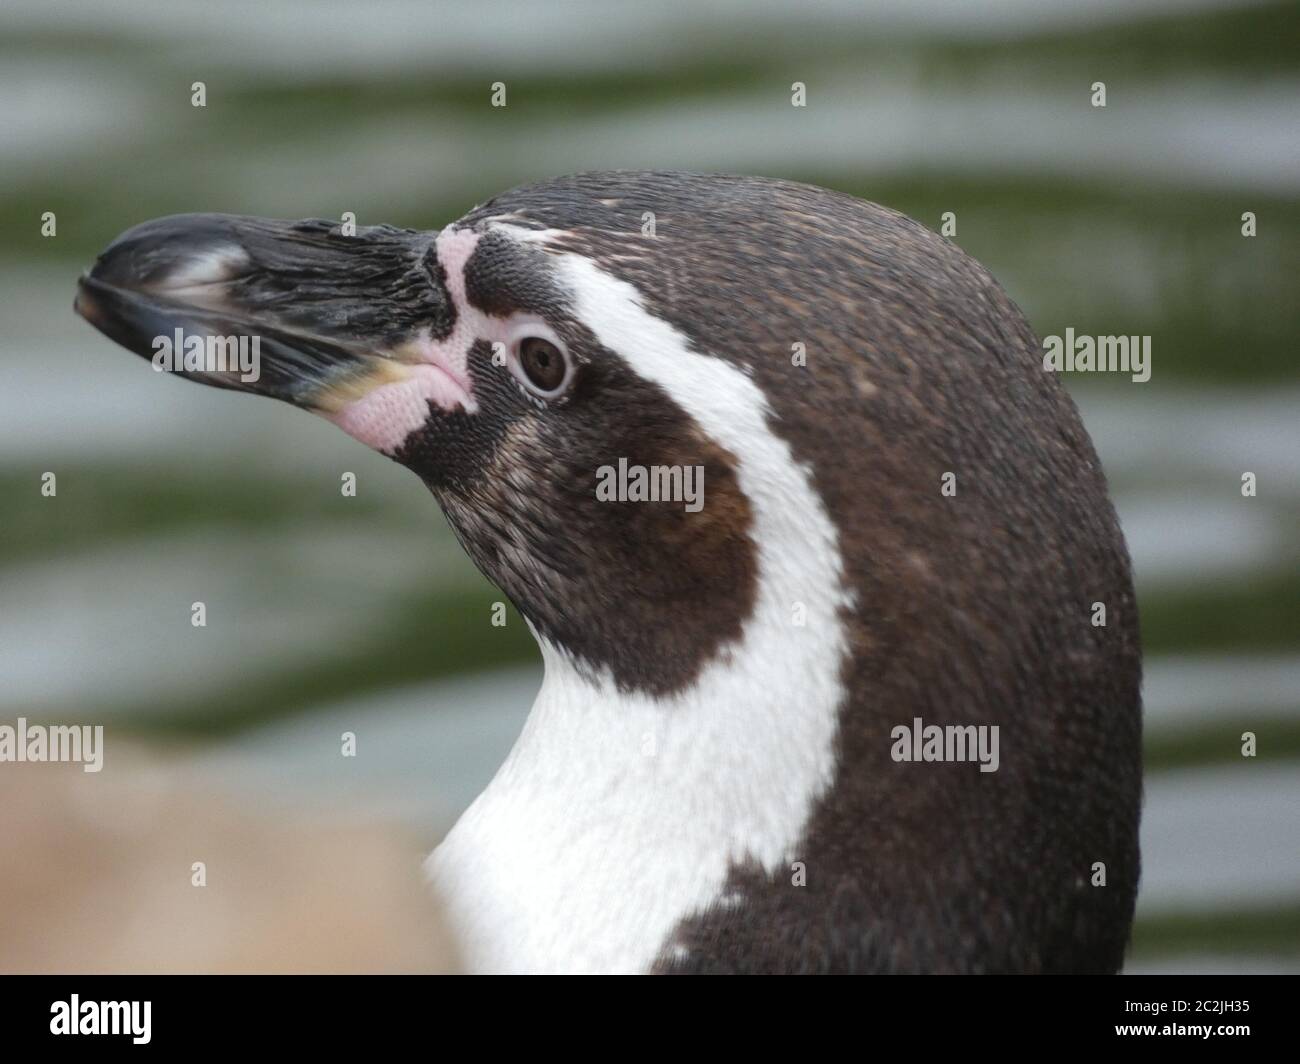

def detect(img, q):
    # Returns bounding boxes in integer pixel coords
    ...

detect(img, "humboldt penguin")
[75,170,1143,974]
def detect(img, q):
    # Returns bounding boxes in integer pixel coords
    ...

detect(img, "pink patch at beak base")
[327,228,485,455]
[327,364,472,454]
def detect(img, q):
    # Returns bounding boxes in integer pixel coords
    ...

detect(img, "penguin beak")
[74,213,449,414]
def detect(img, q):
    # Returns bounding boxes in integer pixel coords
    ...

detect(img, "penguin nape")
[75,170,1143,975]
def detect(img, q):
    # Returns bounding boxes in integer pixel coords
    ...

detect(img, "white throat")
[426,248,851,973]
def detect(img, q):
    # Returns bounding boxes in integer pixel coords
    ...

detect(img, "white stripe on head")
[428,249,852,973]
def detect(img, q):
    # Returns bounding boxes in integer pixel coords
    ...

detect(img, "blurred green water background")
[1,0,1297,971]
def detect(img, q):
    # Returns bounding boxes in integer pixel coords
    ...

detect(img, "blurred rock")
[0,752,460,973]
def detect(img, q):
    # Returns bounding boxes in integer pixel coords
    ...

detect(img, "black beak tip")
[73,273,100,325]
[84,213,249,292]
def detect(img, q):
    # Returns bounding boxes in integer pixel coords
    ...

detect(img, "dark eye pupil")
[521,338,566,392]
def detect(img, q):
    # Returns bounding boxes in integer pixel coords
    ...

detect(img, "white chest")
[426,639,846,973]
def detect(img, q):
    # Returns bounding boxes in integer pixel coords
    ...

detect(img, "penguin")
[74,170,1143,975]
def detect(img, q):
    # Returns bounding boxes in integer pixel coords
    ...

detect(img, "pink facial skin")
[328,362,473,454]
[325,229,485,455]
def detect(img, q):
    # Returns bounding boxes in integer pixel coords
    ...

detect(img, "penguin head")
[75,182,767,696]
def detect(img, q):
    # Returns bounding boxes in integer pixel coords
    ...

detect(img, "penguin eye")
[515,336,569,397]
